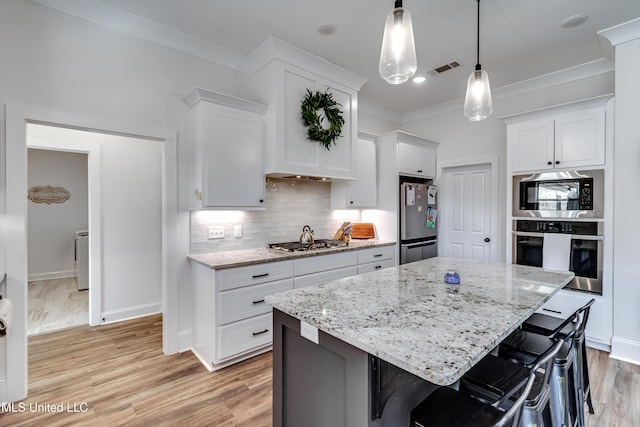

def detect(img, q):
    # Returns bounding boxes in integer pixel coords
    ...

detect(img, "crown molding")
[184,87,267,114]
[499,93,614,124]
[401,58,614,124]
[31,0,242,69]
[598,17,640,50]
[237,36,368,91]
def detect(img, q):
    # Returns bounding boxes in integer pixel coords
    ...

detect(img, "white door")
[443,163,493,261]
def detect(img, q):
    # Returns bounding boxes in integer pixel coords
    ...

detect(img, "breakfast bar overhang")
[265,257,575,427]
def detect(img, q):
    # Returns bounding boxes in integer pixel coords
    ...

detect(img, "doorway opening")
[5,105,178,403]
[27,148,89,335]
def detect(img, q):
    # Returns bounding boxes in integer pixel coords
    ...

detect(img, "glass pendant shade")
[464,68,493,121]
[379,5,417,84]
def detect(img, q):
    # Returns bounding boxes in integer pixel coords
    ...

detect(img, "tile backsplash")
[190,177,362,253]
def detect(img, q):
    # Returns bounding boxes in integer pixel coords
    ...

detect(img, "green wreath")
[300,89,345,150]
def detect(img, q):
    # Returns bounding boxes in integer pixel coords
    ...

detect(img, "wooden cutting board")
[351,223,375,239]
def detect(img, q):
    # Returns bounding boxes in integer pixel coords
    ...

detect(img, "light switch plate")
[208,226,224,239]
[233,224,243,238]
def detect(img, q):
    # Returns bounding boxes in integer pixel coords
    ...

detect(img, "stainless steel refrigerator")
[400,180,438,264]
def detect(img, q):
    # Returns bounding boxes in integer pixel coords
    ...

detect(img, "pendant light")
[464,0,493,121]
[379,0,417,85]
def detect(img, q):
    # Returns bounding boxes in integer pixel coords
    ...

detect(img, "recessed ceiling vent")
[427,61,460,77]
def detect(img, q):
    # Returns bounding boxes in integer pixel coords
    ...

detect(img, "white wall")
[0,0,239,399]
[358,109,401,135]
[100,134,163,319]
[27,149,88,280]
[611,34,640,363]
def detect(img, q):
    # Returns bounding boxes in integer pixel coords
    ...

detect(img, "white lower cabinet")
[218,313,273,360]
[190,245,396,371]
[219,278,294,325]
[536,290,611,349]
[357,246,396,274]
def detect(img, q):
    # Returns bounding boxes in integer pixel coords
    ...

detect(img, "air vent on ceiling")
[427,61,460,77]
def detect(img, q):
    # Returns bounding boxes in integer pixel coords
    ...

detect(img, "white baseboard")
[585,338,610,352]
[101,302,161,325]
[178,329,192,353]
[610,336,640,365]
[28,270,76,282]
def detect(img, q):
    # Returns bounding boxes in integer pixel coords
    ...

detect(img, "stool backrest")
[545,298,594,342]
[575,298,595,339]
[493,334,566,427]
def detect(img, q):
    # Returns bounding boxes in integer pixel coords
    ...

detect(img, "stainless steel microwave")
[513,169,604,219]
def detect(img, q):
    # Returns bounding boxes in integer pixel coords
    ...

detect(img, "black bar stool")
[410,336,564,427]
[499,299,594,427]
[521,299,596,422]
[459,319,577,427]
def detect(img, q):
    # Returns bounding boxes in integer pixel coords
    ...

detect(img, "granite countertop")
[265,256,574,386]
[188,240,396,269]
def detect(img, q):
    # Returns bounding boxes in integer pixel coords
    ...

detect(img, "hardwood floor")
[0,314,637,426]
[0,314,272,426]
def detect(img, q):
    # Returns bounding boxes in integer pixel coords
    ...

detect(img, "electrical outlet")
[208,226,224,239]
[233,225,243,238]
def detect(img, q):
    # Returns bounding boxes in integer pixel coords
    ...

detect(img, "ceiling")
[90,1,640,116]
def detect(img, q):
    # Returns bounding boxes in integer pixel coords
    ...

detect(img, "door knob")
[484,237,491,243]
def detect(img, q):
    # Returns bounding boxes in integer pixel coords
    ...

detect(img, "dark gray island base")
[266,257,576,427]
[272,309,436,427]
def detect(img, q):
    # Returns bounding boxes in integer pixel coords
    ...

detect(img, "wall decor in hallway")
[28,185,71,204]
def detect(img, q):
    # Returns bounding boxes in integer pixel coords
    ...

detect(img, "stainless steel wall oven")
[512,220,603,294]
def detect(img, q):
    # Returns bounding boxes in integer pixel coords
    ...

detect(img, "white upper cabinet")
[240,37,367,180]
[507,99,609,173]
[397,141,437,178]
[330,133,377,209]
[554,109,606,169]
[184,88,268,210]
[508,118,555,173]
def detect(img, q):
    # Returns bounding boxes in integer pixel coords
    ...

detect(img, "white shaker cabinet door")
[554,109,605,169]
[398,142,436,178]
[509,118,555,173]
[202,103,265,207]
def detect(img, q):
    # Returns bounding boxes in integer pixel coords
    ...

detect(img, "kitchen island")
[265,256,575,427]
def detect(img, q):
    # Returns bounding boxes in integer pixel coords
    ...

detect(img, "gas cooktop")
[268,239,348,252]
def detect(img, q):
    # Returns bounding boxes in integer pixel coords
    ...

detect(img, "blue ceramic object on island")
[444,270,461,285]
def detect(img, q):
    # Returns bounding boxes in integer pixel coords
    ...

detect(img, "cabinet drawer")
[218,260,293,291]
[219,278,293,325]
[294,266,358,289]
[294,252,358,276]
[357,258,396,275]
[536,290,610,345]
[357,246,395,264]
[217,313,272,361]
[536,290,590,318]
